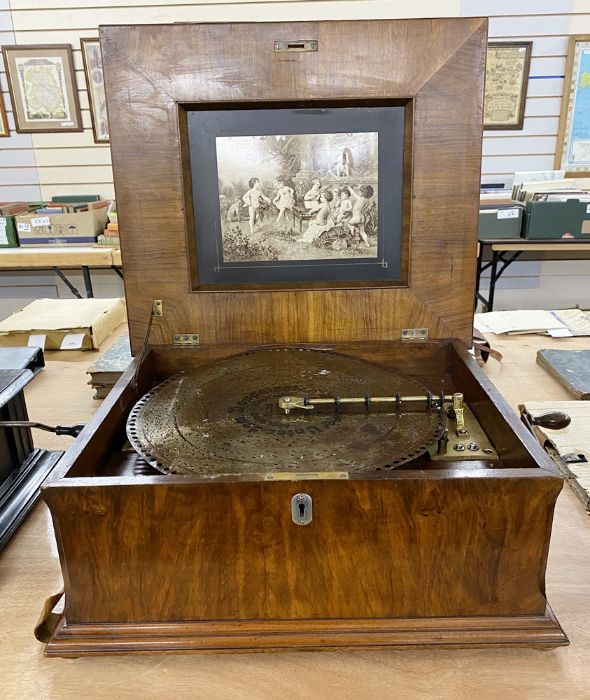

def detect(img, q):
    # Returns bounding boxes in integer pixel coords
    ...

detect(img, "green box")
[478,206,523,240]
[523,199,590,239]
[0,215,20,248]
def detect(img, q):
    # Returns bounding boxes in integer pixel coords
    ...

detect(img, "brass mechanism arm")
[278,392,464,415]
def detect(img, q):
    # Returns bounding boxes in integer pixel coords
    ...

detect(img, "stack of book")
[97,221,120,246]
[86,333,132,399]
[511,171,590,203]
[34,196,103,215]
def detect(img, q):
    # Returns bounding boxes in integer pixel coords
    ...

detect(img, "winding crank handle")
[528,412,571,431]
[0,421,85,437]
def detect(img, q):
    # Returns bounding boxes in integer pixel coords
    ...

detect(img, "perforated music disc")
[126,348,446,476]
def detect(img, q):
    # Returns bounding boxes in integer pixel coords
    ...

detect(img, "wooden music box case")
[38,18,568,656]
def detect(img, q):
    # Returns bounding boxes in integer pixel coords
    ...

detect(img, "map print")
[567,47,590,168]
[15,56,71,122]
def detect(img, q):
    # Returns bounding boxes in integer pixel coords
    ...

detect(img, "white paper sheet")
[27,334,46,349]
[60,333,86,350]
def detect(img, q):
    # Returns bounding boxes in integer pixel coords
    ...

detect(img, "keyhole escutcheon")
[291,493,313,525]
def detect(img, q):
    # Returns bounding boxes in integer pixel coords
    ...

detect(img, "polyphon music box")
[37,18,569,656]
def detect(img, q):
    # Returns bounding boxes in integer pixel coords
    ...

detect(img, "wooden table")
[476,238,590,311]
[0,246,123,298]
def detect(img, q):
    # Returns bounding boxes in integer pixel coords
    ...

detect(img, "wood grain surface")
[44,476,560,624]
[38,336,566,654]
[100,19,486,353]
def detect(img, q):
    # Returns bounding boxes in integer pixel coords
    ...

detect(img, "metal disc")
[126,348,445,476]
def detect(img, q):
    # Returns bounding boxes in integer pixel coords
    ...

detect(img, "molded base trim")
[45,606,568,657]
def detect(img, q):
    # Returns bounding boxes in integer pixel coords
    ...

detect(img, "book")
[97,234,121,246]
[86,333,132,399]
[536,349,590,399]
[51,195,101,202]
[0,202,28,216]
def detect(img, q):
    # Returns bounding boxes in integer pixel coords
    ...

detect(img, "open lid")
[100,18,486,353]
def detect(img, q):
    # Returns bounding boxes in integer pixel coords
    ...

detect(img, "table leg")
[81,266,94,298]
[475,243,484,311]
[488,250,499,312]
[52,267,83,299]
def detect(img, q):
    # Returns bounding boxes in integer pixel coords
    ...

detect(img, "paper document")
[474,309,590,337]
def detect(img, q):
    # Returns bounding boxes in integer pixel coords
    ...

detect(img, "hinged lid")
[100,18,486,353]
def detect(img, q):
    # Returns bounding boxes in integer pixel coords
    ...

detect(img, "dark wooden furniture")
[0,369,62,551]
[38,18,568,656]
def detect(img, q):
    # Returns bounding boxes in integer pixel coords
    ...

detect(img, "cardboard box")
[479,205,523,240]
[522,199,590,239]
[0,298,126,350]
[15,200,110,246]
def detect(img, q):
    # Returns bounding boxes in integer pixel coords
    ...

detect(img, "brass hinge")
[152,299,163,317]
[401,328,429,342]
[173,333,200,346]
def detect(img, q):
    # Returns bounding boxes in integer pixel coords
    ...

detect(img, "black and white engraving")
[216,132,378,262]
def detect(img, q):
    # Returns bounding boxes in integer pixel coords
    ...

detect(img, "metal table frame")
[0,247,123,298]
[50,265,123,298]
[476,238,590,311]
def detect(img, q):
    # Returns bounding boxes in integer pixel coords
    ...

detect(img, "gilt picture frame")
[81,38,109,143]
[1,44,83,133]
[0,92,9,137]
[555,35,590,175]
[484,41,532,130]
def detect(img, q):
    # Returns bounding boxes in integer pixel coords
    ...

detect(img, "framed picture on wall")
[556,35,590,175]
[0,92,9,137]
[81,38,109,143]
[1,44,83,133]
[484,42,532,130]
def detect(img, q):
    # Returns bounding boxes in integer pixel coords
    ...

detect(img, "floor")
[1,329,589,700]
